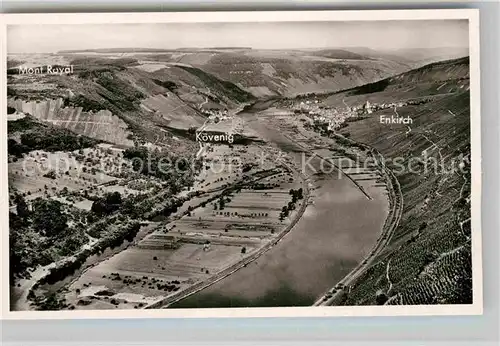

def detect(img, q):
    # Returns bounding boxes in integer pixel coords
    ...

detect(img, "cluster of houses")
[200,108,230,124]
[293,97,425,131]
[292,99,369,131]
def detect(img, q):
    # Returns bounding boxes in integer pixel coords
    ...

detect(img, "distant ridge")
[59,47,253,54]
[332,56,470,97]
[309,49,371,60]
[59,48,174,53]
[204,47,252,50]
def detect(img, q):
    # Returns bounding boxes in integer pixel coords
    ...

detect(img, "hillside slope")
[7,114,100,158]
[333,57,472,305]
[7,55,255,155]
[184,50,409,97]
[295,56,472,305]
[343,47,469,69]
[114,49,409,98]
[321,57,470,108]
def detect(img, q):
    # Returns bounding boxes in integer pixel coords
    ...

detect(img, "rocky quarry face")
[8,98,134,146]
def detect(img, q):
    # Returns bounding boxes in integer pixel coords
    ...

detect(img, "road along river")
[170,101,390,308]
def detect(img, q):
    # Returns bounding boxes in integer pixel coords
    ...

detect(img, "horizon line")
[7,45,470,55]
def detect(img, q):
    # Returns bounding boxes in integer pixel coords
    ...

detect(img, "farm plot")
[350,173,380,181]
[65,240,248,310]
[228,190,295,209]
[8,150,118,199]
[165,218,277,241]
[193,144,290,193]
[202,120,235,134]
[194,145,243,191]
[174,185,303,247]
[342,167,379,175]
[133,61,171,73]
[167,219,276,234]
[182,186,300,226]
[238,145,286,172]
[7,142,158,205]
[51,196,94,211]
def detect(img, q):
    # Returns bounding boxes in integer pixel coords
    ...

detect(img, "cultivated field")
[62,140,307,309]
[8,144,155,205]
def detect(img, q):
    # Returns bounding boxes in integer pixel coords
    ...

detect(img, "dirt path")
[385,258,393,295]
[419,130,444,162]
[454,172,469,205]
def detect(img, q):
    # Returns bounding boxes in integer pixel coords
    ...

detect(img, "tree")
[281,206,289,217]
[31,198,68,237]
[375,291,388,305]
[9,212,38,280]
[43,170,57,179]
[91,199,107,216]
[37,293,66,311]
[106,192,122,205]
[59,232,85,256]
[297,188,303,199]
[91,192,122,216]
[14,194,30,220]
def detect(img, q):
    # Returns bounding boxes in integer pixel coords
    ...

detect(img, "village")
[200,107,230,124]
[281,96,428,132]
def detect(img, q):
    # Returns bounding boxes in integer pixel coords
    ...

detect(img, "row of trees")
[279,188,304,221]
[213,196,232,211]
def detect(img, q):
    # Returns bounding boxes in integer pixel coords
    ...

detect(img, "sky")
[7,20,469,53]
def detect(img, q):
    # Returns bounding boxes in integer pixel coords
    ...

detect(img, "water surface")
[172,110,389,308]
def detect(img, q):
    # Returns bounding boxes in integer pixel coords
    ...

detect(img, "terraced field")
[317,57,473,306]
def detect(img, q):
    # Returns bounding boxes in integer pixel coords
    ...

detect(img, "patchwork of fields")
[59,137,307,309]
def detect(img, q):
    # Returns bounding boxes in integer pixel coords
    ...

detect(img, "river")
[170,101,389,308]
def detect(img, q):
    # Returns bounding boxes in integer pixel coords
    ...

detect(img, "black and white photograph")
[1,10,482,319]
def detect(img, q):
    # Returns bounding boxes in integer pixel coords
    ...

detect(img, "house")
[363,100,373,114]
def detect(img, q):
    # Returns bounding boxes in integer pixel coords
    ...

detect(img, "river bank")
[169,101,390,308]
